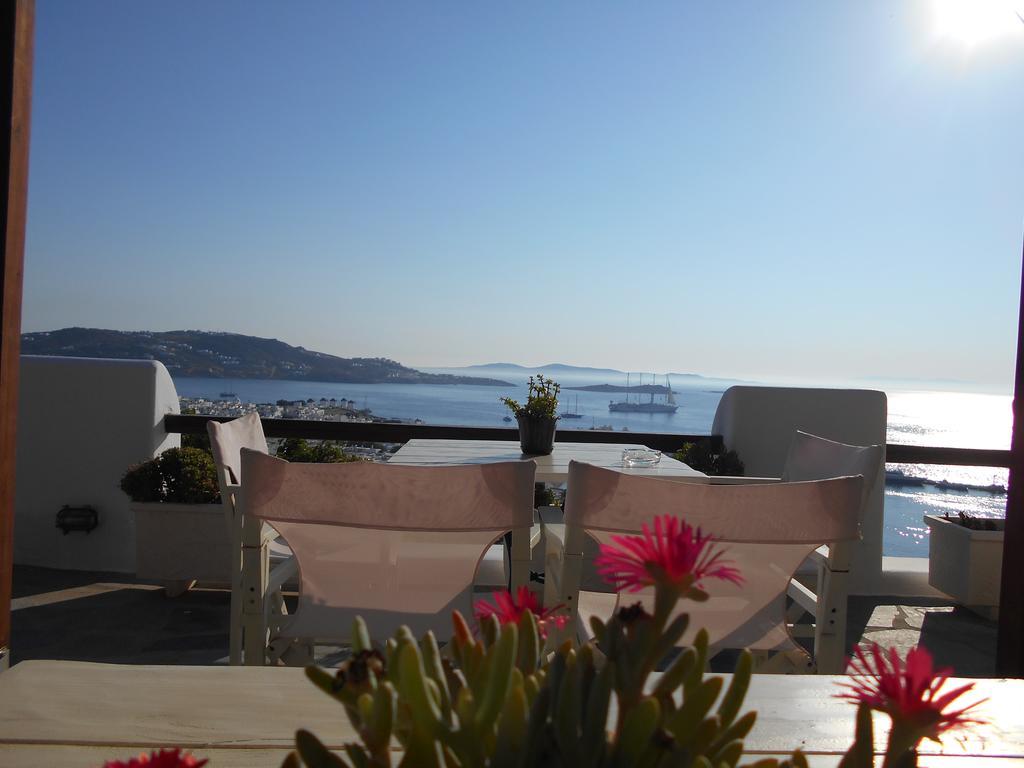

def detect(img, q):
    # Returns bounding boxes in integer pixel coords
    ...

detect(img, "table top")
[391,439,708,484]
[0,660,1020,767]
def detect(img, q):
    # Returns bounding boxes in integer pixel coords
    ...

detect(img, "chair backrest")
[782,430,884,570]
[240,449,536,641]
[711,386,886,592]
[562,461,863,652]
[207,412,269,502]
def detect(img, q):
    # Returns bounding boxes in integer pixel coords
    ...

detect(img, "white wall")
[14,356,180,572]
[712,385,888,594]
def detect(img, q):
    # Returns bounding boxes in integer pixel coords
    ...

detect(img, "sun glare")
[930,0,1024,47]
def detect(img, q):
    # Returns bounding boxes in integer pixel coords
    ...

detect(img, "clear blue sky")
[22,1,1024,391]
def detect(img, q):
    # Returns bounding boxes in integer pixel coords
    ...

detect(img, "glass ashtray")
[622,448,662,467]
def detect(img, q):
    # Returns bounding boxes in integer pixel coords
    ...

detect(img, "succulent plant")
[283,514,984,768]
[500,375,561,421]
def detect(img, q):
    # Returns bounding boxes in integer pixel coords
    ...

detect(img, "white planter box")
[923,514,1004,613]
[132,502,231,588]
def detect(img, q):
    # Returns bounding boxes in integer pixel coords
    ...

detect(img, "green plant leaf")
[352,617,372,654]
[651,613,691,665]
[653,647,697,700]
[475,621,518,731]
[837,703,873,768]
[421,631,452,717]
[708,711,756,761]
[516,608,540,673]
[692,714,721,755]
[712,738,746,767]
[581,660,614,765]
[295,728,349,768]
[666,677,723,745]
[395,641,443,735]
[342,744,370,768]
[554,645,583,762]
[716,651,752,730]
[613,697,661,767]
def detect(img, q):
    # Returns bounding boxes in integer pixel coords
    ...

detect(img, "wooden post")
[0,0,33,670]
[998,237,1024,677]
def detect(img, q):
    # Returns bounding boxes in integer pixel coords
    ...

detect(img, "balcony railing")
[163,414,1011,468]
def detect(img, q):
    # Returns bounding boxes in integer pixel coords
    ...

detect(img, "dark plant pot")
[516,414,557,456]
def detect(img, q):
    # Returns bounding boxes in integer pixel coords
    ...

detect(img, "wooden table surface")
[390,439,708,485]
[0,661,1021,767]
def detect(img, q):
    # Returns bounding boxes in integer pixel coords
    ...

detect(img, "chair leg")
[814,567,849,675]
[241,540,269,666]
[228,531,244,666]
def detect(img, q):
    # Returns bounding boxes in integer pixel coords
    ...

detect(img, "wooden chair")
[238,449,536,664]
[207,413,295,665]
[547,460,863,673]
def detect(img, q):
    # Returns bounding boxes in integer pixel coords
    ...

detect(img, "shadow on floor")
[845,595,997,676]
[10,565,1001,675]
[11,565,230,665]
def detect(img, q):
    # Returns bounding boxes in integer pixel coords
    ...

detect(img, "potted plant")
[121,446,228,596]
[501,375,560,456]
[923,511,1005,618]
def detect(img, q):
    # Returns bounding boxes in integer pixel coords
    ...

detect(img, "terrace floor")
[8,564,1000,675]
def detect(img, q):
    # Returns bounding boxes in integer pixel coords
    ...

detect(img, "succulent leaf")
[421,631,452,717]
[475,622,519,731]
[837,704,874,768]
[295,728,349,767]
[352,617,372,654]
[716,651,752,729]
[614,697,661,767]
[395,641,443,734]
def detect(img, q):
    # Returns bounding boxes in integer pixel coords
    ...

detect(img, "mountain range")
[462,362,709,379]
[20,328,513,386]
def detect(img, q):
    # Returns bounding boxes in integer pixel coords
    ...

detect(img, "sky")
[21,1,1024,392]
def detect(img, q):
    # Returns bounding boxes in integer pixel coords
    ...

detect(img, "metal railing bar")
[163,414,1010,468]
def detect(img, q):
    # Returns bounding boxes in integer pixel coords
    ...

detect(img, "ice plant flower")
[838,644,985,747]
[102,748,208,768]
[594,514,742,596]
[474,585,567,636]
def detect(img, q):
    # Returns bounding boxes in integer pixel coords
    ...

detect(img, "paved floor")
[8,565,1000,675]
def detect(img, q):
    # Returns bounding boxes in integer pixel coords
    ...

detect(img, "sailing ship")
[608,374,678,414]
[559,395,584,419]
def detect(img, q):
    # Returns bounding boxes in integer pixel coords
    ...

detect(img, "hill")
[20,328,513,386]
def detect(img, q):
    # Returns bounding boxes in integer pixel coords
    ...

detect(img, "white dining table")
[390,438,708,484]
[0,660,1020,767]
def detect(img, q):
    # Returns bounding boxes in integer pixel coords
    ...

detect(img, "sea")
[173,370,1012,560]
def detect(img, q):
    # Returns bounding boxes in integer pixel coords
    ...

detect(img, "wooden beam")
[998,236,1024,676]
[0,0,33,669]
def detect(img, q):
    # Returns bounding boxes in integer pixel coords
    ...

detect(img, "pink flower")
[838,644,985,741]
[594,514,742,594]
[474,586,567,637]
[102,749,208,768]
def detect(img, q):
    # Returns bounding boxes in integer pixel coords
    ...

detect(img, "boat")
[608,374,678,414]
[559,395,584,419]
[935,479,970,492]
[218,391,237,398]
[884,469,926,487]
[502,415,513,423]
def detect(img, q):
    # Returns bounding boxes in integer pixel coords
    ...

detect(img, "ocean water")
[174,375,1012,558]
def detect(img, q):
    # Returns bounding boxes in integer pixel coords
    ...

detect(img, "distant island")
[20,328,514,387]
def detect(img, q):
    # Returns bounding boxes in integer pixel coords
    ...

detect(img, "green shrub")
[276,438,364,463]
[673,439,745,476]
[120,446,220,504]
